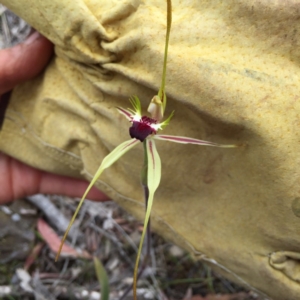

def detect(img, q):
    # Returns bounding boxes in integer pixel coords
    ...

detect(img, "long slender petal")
[55,138,139,261]
[154,134,236,147]
[116,107,134,121]
[133,139,161,300]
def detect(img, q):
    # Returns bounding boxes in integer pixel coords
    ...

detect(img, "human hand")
[0,31,109,204]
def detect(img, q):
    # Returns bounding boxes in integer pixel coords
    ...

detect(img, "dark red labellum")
[129,116,157,142]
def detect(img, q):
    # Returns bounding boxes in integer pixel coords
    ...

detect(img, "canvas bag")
[1,0,300,298]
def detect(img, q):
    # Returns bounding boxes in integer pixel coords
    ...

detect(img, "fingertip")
[0,31,54,94]
[38,172,110,202]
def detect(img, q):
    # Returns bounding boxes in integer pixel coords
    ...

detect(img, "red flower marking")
[129,116,157,142]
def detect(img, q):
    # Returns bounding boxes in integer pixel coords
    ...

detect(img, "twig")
[88,222,134,268]
[27,194,82,241]
[52,199,89,296]
[1,11,11,47]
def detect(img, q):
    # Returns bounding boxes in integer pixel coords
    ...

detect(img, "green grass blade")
[94,257,110,300]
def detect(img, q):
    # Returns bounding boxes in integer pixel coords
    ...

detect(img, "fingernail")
[24,31,41,44]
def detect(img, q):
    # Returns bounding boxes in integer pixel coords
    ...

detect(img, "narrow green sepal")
[159,110,174,129]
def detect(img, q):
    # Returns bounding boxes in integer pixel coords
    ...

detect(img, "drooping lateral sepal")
[55,138,139,261]
[133,139,161,299]
[145,139,162,202]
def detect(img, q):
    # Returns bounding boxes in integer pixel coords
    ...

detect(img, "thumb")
[0,31,53,95]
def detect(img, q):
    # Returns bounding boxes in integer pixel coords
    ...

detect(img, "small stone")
[1,206,12,215]
[90,291,100,300]
[169,245,184,257]
[11,213,21,222]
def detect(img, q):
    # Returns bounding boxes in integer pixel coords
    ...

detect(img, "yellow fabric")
[2,0,300,298]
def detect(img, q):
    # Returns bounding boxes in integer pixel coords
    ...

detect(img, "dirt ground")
[0,196,265,300]
[0,6,267,300]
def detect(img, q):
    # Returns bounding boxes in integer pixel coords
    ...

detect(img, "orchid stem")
[121,185,151,300]
[132,2,172,298]
[158,0,172,110]
[132,142,152,300]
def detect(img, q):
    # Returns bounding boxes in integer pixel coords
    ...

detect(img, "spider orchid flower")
[55,93,235,287]
[55,1,236,298]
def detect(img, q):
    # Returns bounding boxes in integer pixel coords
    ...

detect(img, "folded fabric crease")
[1,1,300,298]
